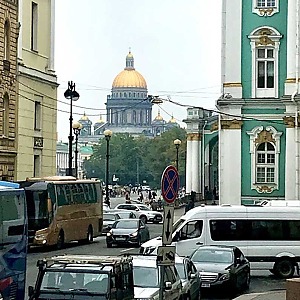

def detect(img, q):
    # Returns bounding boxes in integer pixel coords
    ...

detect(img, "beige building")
[16,0,58,180]
[0,0,18,181]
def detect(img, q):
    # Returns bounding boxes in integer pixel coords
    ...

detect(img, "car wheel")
[136,237,141,247]
[57,230,65,250]
[274,259,295,278]
[140,215,147,224]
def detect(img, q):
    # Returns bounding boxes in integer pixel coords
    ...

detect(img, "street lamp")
[72,121,82,178]
[174,139,182,170]
[104,129,113,206]
[64,81,80,176]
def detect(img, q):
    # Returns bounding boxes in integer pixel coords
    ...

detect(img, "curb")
[233,290,286,300]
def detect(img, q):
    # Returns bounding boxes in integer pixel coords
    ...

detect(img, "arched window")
[248,27,282,98]
[4,20,10,60]
[256,142,275,183]
[2,93,9,136]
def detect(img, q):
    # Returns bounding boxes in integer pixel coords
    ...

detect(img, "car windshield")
[41,270,109,294]
[172,219,185,234]
[175,263,186,279]
[137,205,150,211]
[113,220,138,229]
[192,249,233,264]
[103,214,116,221]
[133,266,158,288]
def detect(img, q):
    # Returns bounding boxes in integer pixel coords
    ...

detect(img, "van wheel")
[57,230,65,250]
[274,259,295,278]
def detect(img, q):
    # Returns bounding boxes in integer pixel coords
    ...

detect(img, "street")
[26,197,286,300]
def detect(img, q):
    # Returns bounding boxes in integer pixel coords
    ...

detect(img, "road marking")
[120,248,135,253]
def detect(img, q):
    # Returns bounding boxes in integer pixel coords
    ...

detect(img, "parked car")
[132,255,182,300]
[190,245,250,294]
[103,203,110,212]
[102,212,121,234]
[106,219,150,248]
[175,256,201,300]
[115,203,163,224]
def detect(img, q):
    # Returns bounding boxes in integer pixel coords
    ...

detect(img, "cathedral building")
[77,51,179,144]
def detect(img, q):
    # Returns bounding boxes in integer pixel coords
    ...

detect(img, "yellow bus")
[19,176,103,249]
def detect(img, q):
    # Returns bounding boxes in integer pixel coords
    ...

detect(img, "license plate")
[115,237,125,241]
[201,283,210,288]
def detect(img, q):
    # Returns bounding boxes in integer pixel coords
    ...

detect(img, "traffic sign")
[157,245,176,266]
[162,206,174,245]
[161,165,179,204]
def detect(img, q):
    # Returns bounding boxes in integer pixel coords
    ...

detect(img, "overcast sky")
[55,0,222,141]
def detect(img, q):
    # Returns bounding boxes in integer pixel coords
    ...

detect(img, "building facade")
[0,0,18,181]
[16,0,58,180]
[185,0,300,204]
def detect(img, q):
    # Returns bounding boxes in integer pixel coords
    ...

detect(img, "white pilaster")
[49,0,55,72]
[186,139,192,193]
[285,127,297,200]
[17,0,23,62]
[219,128,241,205]
[221,0,242,98]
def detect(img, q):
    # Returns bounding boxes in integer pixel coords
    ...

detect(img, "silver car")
[102,212,120,234]
[132,255,182,300]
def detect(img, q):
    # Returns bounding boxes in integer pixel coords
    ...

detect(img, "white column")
[17,0,23,61]
[285,127,297,200]
[219,128,241,205]
[221,0,242,98]
[186,137,193,194]
[204,145,210,189]
[49,0,55,71]
[191,139,200,193]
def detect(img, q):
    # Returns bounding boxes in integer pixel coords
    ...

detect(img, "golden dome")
[168,115,177,123]
[80,112,90,121]
[95,114,105,124]
[112,51,147,89]
[112,70,147,88]
[154,110,164,121]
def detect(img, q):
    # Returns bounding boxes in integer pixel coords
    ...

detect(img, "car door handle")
[196,242,203,245]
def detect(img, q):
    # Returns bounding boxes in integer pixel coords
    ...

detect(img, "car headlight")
[219,273,230,281]
[107,231,112,236]
[130,231,138,237]
[35,233,47,239]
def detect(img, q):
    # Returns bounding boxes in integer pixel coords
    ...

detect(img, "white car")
[115,203,163,224]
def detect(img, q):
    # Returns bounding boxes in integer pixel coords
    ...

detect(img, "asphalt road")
[26,197,286,300]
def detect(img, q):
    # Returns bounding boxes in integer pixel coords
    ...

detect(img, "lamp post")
[174,139,182,171]
[104,129,113,206]
[64,81,80,176]
[72,121,82,178]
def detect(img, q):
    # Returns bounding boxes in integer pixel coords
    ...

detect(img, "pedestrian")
[125,191,131,204]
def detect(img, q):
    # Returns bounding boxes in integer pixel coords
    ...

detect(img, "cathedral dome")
[168,115,177,123]
[154,110,164,121]
[112,51,147,89]
[80,112,90,121]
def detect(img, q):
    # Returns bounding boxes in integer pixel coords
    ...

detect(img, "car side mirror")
[165,281,172,290]
[28,286,34,297]
[190,273,197,279]
[140,225,145,229]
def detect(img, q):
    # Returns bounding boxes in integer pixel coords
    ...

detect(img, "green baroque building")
[184,0,300,204]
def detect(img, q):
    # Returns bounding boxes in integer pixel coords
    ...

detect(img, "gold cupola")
[112,51,147,89]
[154,110,164,121]
[80,112,90,121]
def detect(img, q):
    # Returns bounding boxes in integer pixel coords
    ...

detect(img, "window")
[248,27,282,98]
[34,101,41,130]
[247,126,282,192]
[256,142,275,183]
[31,2,38,51]
[179,220,203,240]
[2,93,9,137]
[4,20,10,60]
[34,155,40,177]
[257,0,276,7]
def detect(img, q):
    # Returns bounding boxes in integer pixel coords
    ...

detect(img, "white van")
[140,205,300,278]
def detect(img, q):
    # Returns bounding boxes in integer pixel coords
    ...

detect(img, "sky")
[55,0,222,142]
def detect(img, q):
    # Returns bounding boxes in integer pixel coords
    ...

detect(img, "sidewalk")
[234,290,285,300]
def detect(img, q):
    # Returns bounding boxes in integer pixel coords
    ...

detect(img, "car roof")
[132,256,157,267]
[195,245,236,251]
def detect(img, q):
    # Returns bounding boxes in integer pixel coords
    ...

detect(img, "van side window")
[180,220,203,239]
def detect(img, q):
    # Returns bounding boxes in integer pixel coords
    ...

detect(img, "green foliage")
[83,127,187,187]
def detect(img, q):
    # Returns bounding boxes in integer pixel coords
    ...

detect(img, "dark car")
[106,219,150,248]
[190,245,250,294]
